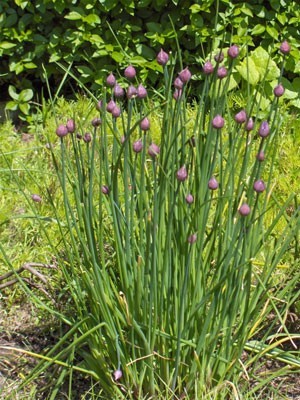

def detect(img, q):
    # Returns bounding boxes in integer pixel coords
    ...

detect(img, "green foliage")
[0,0,300,104]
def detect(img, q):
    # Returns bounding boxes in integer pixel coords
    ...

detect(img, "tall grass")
[1,44,299,399]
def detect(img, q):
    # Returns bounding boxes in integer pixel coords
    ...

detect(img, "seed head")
[137,84,147,99]
[208,177,219,190]
[217,66,227,79]
[106,72,116,87]
[258,121,270,138]
[176,165,188,182]
[124,65,136,79]
[148,143,160,159]
[31,194,42,203]
[106,99,116,113]
[234,110,247,124]
[280,40,291,55]
[274,84,285,97]
[133,139,143,153]
[140,117,150,131]
[228,45,240,59]
[239,203,251,216]
[178,67,192,83]
[114,84,125,98]
[188,233,197,244]
[156,48,169,66]
[185,193,194,204]
[56,124,68,137]
[203,61,214,75]
[253,179,266,193]
[66,119,75,133]
[212,115,225,129]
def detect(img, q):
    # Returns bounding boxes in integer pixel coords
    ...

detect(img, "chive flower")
[274,84,285,97]
[91,117,101,127]
[280,40,291,55]
[228,45,240,59]
[245,117,254,131]
[83,133,92,143]
[56,124,68,137]
[234,110,247,124]
[114,84,125,98]
[156,48,169,65]
[106,99,116,113]
[203,61,214,75]
[113,369,122,381]
[106,72,116,87]
[96,100,103,110]
[253,179,266,193]
[178,67,192,83]
[176,165,188,182]
[137,84,147,99]
[188,233,197,244]
[101,185,109,195]
[124,65,136,79]
[212,115,224,129]
[66,119,75,133]
[31,194,42,203]
[208,177,219,190]
[111,105,121,118]
[148,143,160,158]
[185,193,194,204]
[127,85,137,99]
[258,121,270,138]
[174,77,184,89]
[214,51,224,62]
[173,89,182,101]
[217,66,227,79]
[140,117,150,131]
[239,203,251,216]
[133,139,143,153]
[256,150,265,162]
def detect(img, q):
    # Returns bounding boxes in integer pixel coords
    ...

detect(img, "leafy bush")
[1,43,299,399]
[0,0,299,101]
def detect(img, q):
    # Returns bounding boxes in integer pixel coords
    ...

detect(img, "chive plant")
[3,42,299,399]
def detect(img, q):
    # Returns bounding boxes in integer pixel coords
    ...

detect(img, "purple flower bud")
[83,133,92,143]
[208,177,219,190]
[212,115,225,129]
[280,40,291,55]
[245,117,254,131]
[178,67,192,83]
[111,105,121,118]
[274,84,285,97]
[148,143,160,158]
[96,100,103,110]
[133,139,143,153]
[203,61,214,75]
[253,179,266,193]
[66,119,75,133]
[127,85,137,99]
[239,203,251,216]
[124,65,136,79]
[31,194,42,203]
[140,117,150,131]
[174,77,184,89]
[214,51,224,62]
[106,99,116,113]
[102,185,109,195]
[106,72,116,87]
[234,110,247,124]
[228,45,240,59]
[185,193,194,204]
[256,150,265,162]
[188,233,197,244]
[120,136,126,144]
[173,89,182,101]
[114,84,125,98]
[91,117,102,127]
[137,84,147,99]
[56,124,68,137]
[113,369,122,381]
[156,48,169,66]
[217,66,227,79]
[176,165,188,182]
[259,121,270,138]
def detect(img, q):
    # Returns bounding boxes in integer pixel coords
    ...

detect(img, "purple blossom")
[56,124,68,137]
[101,185,109,195]
[156,48,169,66]
[148,143,160,159]
[203,61,214,75]
[96,100,103,110]
[114,84,125,98]
[31,194,42,203]
[174,77,184,90]
[256,150,265,162]
[173,89,182,101]
[217,66,228,79]
[274,84,285,97]
[176,165,188,182]
[228,45,240,59]
[234,110,247,124]
[245,117,254,131]
[188,233,197,244]
[66,119,75,133]
[83,133,92,143]
[113,369,122,381]
[133,139,143,153]
[91,117,102,127]
[212,115,225,129]
[124,65,136,79]
[127,85,137,99]
[280,40,291,55]
[137,84,147,99]
[185,193,194,204]
[214,51,224,63]
[208,177,219,190]
[106,72,116,87]
[178,67,192,83]
[111,105,121,118]
[106,99,116,113]
[140,117,150,131]
[253,179,266,193]
[239,203,251,216]
[258,121,270,138]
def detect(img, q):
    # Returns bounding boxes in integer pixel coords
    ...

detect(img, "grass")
[0,47,300,399]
